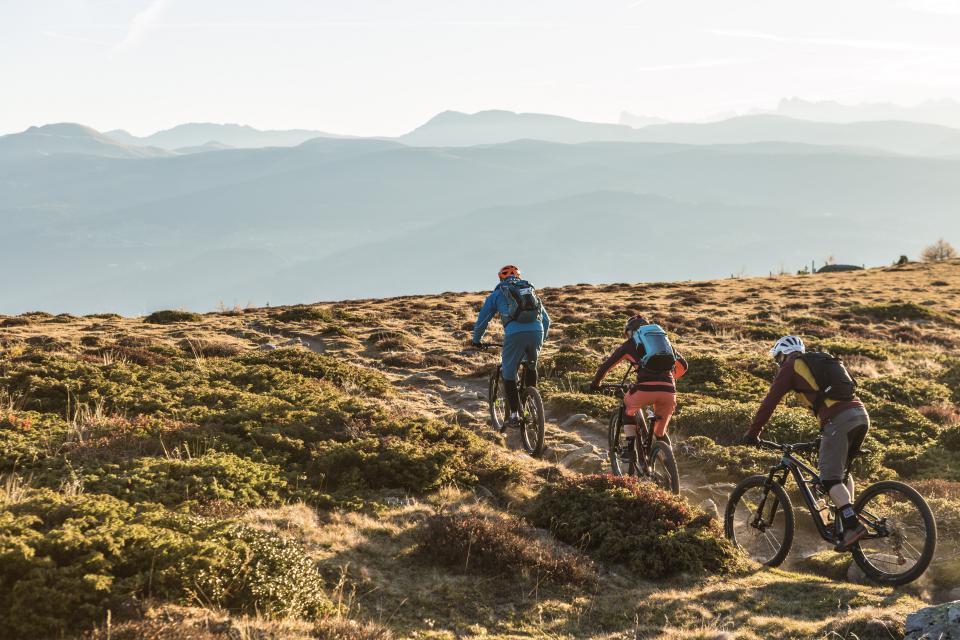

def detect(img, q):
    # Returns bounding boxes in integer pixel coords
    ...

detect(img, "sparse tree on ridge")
[921,238,958,262]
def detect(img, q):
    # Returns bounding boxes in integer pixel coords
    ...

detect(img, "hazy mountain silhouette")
[399,110,644,146]
[618,111,670,128]
[0,123,172,160]
[772,97,960,129]
[106,123,347,150]
[173,141,234,154]
[4,130,960,315]
[397,110,960,155]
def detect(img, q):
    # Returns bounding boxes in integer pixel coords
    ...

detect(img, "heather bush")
[546,391,618,419]
[676,355,769,402]
[859,375,951,409]
[144,309,200,324]
[849,301,956,325]
[528,474,741,578]
[275,306,334,323]
[0,490,329,638]
[417,511,596,586]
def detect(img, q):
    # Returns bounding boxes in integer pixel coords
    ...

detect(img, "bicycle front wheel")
[648,441,680,495]
[519,387,546,456]
[608,409,638,477]
[487,369,505,432]
[851,480,937,586]
[724,475,794,567]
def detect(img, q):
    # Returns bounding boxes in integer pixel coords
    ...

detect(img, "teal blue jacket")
[472,279,550,343]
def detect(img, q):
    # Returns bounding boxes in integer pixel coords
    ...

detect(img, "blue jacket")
[472,279,550,343]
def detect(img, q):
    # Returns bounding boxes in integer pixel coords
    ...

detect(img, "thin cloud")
[900,0,960,14]
[637,58,747,72]
[115,0,172,51]
[42,31,112,46]
[707,27,956,54]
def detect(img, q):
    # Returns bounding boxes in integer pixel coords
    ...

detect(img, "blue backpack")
[500,279,543,325]
[632,324,677,373]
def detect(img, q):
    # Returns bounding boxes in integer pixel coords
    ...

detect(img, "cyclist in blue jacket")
[472,265,550,429]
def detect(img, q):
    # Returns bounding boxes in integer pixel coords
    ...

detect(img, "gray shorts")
[819,406,870,483]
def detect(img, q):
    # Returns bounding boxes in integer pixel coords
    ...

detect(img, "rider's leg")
[622,389,645,439]
[502,330,542,420]
[503,379,521,416]
[820,407,871,546]
[500,334,524,418]
[625,389,676,438]
[649,393,678,438]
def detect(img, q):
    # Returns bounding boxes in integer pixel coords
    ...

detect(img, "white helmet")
[770,335,805,358]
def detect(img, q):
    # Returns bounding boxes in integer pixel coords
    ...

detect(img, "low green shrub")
[542,351,600,377]
[808,338,890,361]
[849,302,956,325]
[673,401,817,445]
[144,309,200,324]
[676,355,770,402]
[940,359,960,403]
[275,306,334,323]
[0,490,329,639]
[528,474,742,578]
[562,317,624,340]
[546,392,618,420]
[417,511,596,586]
[868,401,939,447]
[239,349,390,395]
[940,425,960,452]
[859,375,952,409]
[83,451,288,507]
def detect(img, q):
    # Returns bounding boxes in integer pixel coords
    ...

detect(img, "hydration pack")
[632,324,677,373]
[799,352,857,414]
[500,279,543,325]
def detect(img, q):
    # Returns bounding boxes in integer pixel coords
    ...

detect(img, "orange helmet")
[498,264,521,280]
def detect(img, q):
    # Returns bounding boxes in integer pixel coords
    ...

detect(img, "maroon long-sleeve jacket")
[747,353,864,438]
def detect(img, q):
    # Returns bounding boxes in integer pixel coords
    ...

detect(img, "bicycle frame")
[762,450,840,545]
[607,364,659,467]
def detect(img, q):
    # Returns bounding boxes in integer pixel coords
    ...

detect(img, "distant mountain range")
[398,110,960,155]
[770,97,960,129]
[0,123,172,160]
[105,123,348,150]
[3,109,960,314]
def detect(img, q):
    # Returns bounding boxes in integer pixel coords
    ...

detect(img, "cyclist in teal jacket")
[472,265,550,429]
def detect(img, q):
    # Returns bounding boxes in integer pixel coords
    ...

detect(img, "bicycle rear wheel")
[487,368,505,432]
[519,387,546,456]
[724,475,794,567]
[648,441,680,495]
[851,480,936,586]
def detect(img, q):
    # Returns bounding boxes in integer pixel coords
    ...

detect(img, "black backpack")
[799,352,857,414]
[499,279,543,325]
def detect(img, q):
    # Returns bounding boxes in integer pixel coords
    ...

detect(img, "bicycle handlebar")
[757,438,819,453]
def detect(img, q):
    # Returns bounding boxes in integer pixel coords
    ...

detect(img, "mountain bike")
[480,343,546,456]
[593,375,679,494]
[724,438,936,586]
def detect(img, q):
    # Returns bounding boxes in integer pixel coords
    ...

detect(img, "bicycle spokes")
[857,491,928,573]
[732,487,788,564]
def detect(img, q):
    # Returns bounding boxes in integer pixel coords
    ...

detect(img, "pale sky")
[3,0,960,136]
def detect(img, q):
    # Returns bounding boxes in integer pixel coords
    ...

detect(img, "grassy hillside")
[1,260,959,638]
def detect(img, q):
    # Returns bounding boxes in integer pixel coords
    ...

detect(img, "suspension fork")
[753,466,789,527]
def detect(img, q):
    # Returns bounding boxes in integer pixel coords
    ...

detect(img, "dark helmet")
[624,315,648,334]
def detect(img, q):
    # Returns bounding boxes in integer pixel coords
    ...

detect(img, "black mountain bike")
[482,344,546,456]
[594,373,679,494]
[725,438,936,586]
